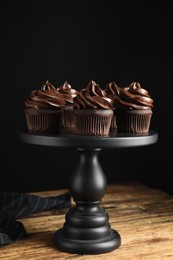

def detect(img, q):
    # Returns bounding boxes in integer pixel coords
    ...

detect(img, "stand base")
[53,228,121,254]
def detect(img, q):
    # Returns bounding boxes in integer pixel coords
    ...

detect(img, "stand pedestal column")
[53,148,121,254]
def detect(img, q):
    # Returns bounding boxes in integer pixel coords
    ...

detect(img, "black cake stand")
[20,130,158,255]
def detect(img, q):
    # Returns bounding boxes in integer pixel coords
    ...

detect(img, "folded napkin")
[0,191,71,245]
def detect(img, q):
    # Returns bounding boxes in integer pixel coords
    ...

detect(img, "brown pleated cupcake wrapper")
[116,113,152,133]
[25,113,61,133]
[75,115,112,136]
[60,110,75,128]
[110,115,117,129]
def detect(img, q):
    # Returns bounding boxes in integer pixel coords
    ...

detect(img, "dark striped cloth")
[0,191,71,246]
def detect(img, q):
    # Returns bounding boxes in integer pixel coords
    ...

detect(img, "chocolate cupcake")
[116,82,154,133]
[24,80,72,133]
[73,80,113,136]
[57,81,78,129]
[105,81,122,129]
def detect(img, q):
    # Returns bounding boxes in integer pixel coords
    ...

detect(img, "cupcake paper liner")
[74,109,113,136]
[60,110,75,129]
[25,109,62,133]
[116,109,152,133]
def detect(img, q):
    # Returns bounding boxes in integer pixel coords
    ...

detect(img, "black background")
[1,0,172,193]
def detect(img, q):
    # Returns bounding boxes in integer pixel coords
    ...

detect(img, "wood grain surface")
[1,181,173,259]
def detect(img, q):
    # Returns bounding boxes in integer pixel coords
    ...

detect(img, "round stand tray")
[20,130,158,149]
[20,130,158,255]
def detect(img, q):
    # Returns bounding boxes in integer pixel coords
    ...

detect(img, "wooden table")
[1,181,173,259]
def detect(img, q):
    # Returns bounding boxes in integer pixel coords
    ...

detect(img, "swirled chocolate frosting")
[57,81,78,98]
[57,81,78,107]
[105,82,122,103]
[116,82,154,110]
[25,80,73,110]
[74,80,113,109]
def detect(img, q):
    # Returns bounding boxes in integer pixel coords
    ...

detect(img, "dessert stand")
[20,130,158,255]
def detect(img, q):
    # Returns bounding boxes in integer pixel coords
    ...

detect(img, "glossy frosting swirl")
[57,81,78,107]
[74,80,113,109]
[116,82,154,110]
[57,81,78,98]
[105,82,122,103]
[25,80,73,110]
